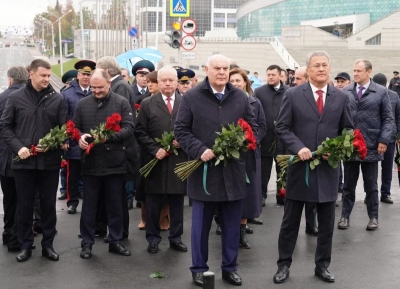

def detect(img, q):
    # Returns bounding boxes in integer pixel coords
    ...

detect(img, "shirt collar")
[80,85,89,92]
[309,82,328,95]
[357,80,370,91]
[110,75,119,82]
[210,85,225,95]
[137,85,146,92]
[162,93,175,101]
[274,83,281,91]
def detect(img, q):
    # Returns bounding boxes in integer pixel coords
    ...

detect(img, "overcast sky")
[0,0,83,28]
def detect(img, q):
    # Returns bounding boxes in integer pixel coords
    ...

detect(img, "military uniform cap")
[394,71,399,74]
[74,60,96,74]
[177,69,195,82]
[61,70,78,84]
[131,60,155,76]
[286,68,295,74]
[173,66,183,70]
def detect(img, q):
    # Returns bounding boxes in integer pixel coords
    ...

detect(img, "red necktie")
[316,90,324,114]
[166,97,173,114]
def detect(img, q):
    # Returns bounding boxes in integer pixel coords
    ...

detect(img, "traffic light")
[165,22,182,49]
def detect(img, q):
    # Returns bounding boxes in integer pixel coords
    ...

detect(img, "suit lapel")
[172,93,181,117]
[155,93,171,116]
[302,85,320,117]
[321,84,335,119]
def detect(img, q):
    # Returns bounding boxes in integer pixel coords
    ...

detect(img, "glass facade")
[237,0,400,37]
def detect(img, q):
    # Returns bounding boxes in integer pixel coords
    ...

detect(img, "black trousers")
[1,176,17,237]
[342,161,379,219]
[305,202,317,231]
[66,159,82,207]
[261,156,281,193]
[145,194,184,243]
[13,169,59,249]
[277,199,335,269]
[80,174,124,245]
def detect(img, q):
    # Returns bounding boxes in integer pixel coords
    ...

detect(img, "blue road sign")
[170,0,190,17]
[128,27,139,38]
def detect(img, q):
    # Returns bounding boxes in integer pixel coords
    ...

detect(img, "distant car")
[20,42,24,46]
[65,53,75,58]
[5,43,10,47]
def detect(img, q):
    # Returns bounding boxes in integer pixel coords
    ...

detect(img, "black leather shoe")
[216,225,222,235]
[248,218,263,225]
[127,200,133,210]
[315,267,335,283]
[337,217,349,229]
[305,227,318,236]
[42,247,59,261]
[245,224,253,234]
[80,244,92,259]
[222,271,242,286]
[67,205,77,214]
[192,272,204,287]
[273,265,289,284]
[58,192,66,200]
[16,249,32,262]
[380,196,393,204]
[109,243,131,256]
[262,197,266,207]
[94,230,107,238]
[103,236,109,243]
[170,241,187,252]
[147,242,159,253]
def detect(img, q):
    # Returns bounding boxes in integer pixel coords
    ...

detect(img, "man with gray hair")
[175,54,257,287]
[134,66,188,255]
[274,51,353,283]
[0,66,29,249]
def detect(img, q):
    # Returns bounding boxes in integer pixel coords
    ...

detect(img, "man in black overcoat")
[274,51,353,283]
[174,54,258,287]
[253,65,288,206]
[134,66,187,254]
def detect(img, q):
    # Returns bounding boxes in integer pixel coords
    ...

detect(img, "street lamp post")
[80,0,87,59]
[40,17,55,60]
[56,10,72,76]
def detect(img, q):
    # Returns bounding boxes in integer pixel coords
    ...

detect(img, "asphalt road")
[0,38,63,92]
[0,167,398,289]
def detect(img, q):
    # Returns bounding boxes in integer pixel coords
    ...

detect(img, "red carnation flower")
[105,122,114,130]
[353,129,367,160]
[30,145,37,156]
[112,113,122,122]
[72,129,81,141]
[278,188,286,198]
[112,124,121,132]
[106,117,116,125]
[135,104,140,111]
[86,143,94,155]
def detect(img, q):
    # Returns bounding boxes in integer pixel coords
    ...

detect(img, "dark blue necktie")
[83,89,87,95]
[215,93,223,100]
[140,89,146,95]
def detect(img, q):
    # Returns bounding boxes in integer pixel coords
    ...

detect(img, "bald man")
[293,67,308,86]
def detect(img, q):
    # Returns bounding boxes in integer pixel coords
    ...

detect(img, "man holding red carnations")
[274,51,353,284]
[74,69,135,259]
[0,59,66,262]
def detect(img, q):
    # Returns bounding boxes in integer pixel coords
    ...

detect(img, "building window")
[214,22,225,28]
[189,65,199,70]
[365,34,381,45]
[214,13,225,19]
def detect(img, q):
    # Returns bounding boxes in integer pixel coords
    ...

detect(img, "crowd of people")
[0,50,399,287]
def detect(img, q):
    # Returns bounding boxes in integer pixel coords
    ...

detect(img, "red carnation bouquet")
[134,104,140,117]
[175,118,257,181]
[14,120,81,161]
[84,113,122,155]
[276,129,367,189]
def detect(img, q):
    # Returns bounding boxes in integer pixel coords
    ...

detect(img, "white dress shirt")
[210,85,226,99]
[309,83,328,105]
[356,80,370,95]
[162,93,175,109]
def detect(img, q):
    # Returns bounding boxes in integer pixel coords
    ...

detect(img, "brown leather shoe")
[366,218,378,230]
[337,218,349,229]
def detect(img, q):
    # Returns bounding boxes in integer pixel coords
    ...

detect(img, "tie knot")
[359,86,365,91]
[140,89,146,94]
[215,93,223,100]
[316,90,323,97]
[83,89,87,95]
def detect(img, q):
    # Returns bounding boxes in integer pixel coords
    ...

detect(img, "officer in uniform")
[176,69,195,96]
[62,60,96,214]
[60,70,78,92]
[389,71,400,96]
[131,60,155,104]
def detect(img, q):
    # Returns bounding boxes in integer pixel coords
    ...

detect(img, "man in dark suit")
[372,73,400,204]
[274,51,353,283]
[253,65,289,206]
[134,66,187,254]
[131,60,155,104]
[0,66,29,248]
[338,60,393,231]
[175,54,257,287]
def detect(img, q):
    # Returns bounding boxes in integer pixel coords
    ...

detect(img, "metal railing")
[270,36,300,69]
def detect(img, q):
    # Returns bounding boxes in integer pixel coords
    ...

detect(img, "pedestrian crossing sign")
[170,0,190,17]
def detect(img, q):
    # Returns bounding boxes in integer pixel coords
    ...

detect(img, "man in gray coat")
[274,51,353,284]
[338,60,393,231]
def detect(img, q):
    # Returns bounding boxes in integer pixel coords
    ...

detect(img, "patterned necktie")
[357,86,365,99]
[140,89,146,95]
[316,90,324,114]
[215,93,223,100]
[166,97,173,114]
